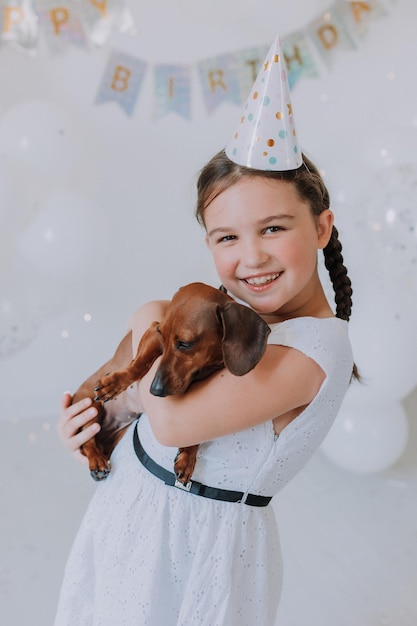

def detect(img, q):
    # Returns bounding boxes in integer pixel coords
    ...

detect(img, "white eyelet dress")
[54,316,353,626]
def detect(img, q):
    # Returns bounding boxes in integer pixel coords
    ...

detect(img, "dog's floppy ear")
[218,302,271,376]
[134,320,164,368]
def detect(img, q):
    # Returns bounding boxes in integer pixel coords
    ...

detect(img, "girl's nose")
[241,238,269,268]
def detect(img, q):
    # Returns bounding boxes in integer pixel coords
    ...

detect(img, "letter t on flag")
[95,50,147,116]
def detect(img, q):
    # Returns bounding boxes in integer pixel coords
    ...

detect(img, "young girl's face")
[204,176,333,322]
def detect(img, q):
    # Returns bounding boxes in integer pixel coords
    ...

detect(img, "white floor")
[1,389,416,626]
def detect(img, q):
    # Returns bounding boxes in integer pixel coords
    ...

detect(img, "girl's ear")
[317,209,334,249]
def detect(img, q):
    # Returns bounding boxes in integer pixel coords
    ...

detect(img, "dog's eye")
[176,340,194,351]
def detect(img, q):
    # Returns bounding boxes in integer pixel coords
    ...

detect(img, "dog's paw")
[174,449,195,486]
[94,373,125,402]
[90,466,111,481]
[89,460,111,481]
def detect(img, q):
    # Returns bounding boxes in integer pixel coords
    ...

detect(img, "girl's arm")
[134,306,325,448]
[57,300,170,462]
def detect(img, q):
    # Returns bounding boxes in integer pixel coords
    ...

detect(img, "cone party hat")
[225,35,302,171]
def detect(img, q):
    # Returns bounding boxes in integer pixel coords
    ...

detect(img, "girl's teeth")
[246,274,279,286]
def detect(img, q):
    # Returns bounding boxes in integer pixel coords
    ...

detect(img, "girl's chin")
[240,295,283,317]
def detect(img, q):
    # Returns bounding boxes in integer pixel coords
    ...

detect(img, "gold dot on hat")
[234,132,239,139]
[287,103,293,115]
[253,91,259,100]
[264,61,269,71]
[273,54,280,63]
[276,111,283,120]
[263,151,268,156]
[240,116,245,124]
[267,139,275,147]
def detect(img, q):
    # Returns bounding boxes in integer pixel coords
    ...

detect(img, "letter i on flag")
[95,49,147,116]
[153,64,191,120]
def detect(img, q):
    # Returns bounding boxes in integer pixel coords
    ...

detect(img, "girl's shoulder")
[129,299,170,326]
[128,299,171,350]
[268,316,353,377]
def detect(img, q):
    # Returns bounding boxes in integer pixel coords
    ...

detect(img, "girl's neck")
[259,283,335,325]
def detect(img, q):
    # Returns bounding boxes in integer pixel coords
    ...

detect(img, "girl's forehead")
[204,177,308,222]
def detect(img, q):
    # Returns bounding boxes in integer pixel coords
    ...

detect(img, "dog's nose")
[150,373,168,397]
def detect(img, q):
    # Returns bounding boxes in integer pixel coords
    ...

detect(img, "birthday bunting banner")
[0,0,390,118]
[0,0,135,53]
[94,0,389,119]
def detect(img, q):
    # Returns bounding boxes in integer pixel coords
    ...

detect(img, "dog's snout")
[150,372,168,397]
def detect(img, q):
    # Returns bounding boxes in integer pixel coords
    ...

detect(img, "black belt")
[133,427,272,507]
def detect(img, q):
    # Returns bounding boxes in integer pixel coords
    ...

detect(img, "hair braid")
[323,226,352,322]
[323,227,360,381]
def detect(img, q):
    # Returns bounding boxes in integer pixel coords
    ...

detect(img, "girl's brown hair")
[196,150,359,379]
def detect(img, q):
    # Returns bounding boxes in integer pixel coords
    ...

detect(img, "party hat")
[225,35,302,171]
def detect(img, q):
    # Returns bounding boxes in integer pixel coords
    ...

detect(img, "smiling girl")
[54,37,356,626]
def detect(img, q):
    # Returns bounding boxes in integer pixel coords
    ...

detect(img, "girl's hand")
[57,392,101,464]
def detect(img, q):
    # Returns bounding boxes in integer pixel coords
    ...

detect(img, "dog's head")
[149,282,270,397]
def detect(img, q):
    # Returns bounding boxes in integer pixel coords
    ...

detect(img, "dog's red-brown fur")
[72,282,270,483]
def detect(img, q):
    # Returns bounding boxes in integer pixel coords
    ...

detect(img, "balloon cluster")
[320,163,417,474]
[0,100,110,359]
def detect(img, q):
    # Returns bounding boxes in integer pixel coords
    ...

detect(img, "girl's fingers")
[58,394,94,428]
[66,421,101,453]
[57,392,101,455]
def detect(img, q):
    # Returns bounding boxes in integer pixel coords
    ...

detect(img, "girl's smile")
[204,176,334,323]
[243,272,282,288]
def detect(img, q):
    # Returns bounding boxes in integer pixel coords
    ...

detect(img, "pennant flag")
[282,31,319,89]
[338,0,387,39]
[78,0,136,48]
[36,0,87,52]
[153,64,191,120]
[235,45,269,100]
[198,52,242,114]
[95,49,147,116]
[0,0,40,53]
[307,1,356,65]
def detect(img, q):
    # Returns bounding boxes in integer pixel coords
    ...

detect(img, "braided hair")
[196,150,359,380]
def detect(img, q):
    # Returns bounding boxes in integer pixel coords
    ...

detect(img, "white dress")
[54,316,353,626]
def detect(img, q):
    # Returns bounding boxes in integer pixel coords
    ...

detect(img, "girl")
[55,149,355,625]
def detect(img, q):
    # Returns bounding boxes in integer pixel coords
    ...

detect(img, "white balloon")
[321,399,409,474]
[0,158,48,246]
[17,188,110,279]
[347,278,417,401]
[0,269,45,359]
[347,163,417,292]
[0,100,82,183]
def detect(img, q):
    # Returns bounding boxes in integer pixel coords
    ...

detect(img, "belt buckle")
[174,478,192,492]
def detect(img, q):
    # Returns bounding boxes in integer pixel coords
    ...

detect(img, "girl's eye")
[218,234,236,243]
[264,226,284,234]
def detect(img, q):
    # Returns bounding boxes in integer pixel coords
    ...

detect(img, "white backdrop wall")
[0,0,416,431]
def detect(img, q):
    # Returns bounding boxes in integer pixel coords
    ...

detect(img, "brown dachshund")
[72,282,270,483]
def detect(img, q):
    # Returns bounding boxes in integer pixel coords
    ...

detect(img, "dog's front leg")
[94,322,162,402]
[174,445,199,485]
[80,402,113,481]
